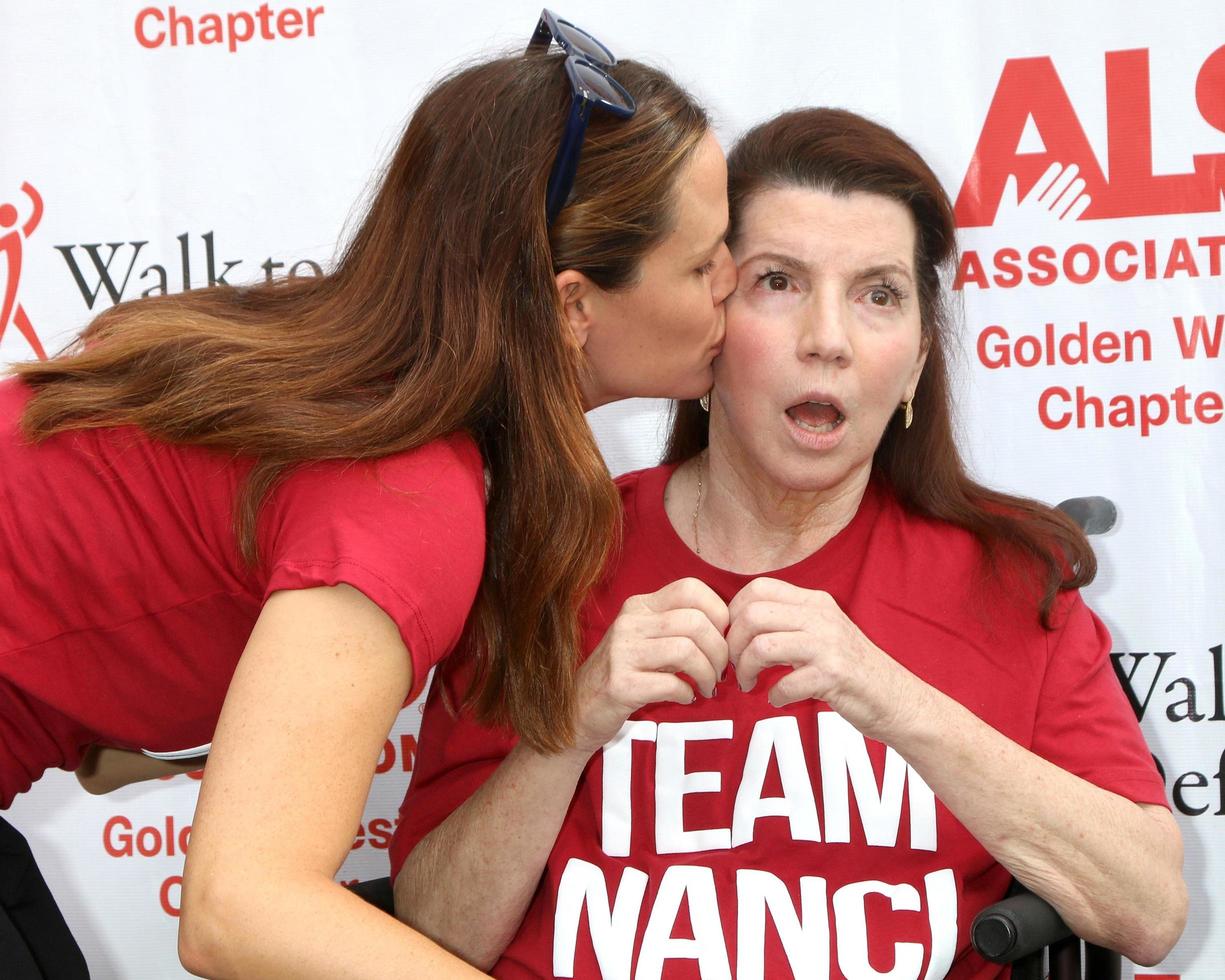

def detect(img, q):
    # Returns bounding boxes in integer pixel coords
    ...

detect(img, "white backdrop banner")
[2,1,1221,977]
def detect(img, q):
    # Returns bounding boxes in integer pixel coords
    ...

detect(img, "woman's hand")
[571,577,731,756]
[727,576,917,741]
[75,745,207,795]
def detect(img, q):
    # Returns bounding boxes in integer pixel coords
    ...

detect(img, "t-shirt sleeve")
[259,433,486,700]
[1029,591,1169,808]
[389,656,518,880]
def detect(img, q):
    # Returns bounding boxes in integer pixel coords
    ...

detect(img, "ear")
[554,270,596,351]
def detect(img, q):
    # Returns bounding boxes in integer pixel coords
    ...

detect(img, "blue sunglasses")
[527,9,637,225]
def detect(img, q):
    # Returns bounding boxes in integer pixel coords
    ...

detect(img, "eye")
[756,269,791,291]
[696,259,716,276]
[864,279,908,307]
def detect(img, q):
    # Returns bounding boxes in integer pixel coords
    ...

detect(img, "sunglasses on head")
[527,9,637,226]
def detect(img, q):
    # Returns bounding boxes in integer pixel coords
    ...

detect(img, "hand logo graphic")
[997,162,1093,225]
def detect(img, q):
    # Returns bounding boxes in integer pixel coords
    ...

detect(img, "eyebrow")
[740,250,811,273]
[859,262,915,282]
[740,252,914,281]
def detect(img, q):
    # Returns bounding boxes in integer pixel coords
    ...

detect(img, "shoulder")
[874,486,984,570]
[272,431,484,517]
[869,485,1051,633]
[290,429,483,488]
[1044,587,1099,645]
[612,464,653,495]
[612,462,673,513]
[260,431,486,575]
[877,484,1062,584]
[374,430,485,486]
[260,433,487,676]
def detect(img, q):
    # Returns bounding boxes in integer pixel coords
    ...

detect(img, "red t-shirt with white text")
[392,463,1166,980]
[0,376,486,806]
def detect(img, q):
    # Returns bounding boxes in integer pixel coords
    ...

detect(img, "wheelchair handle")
[972,889,1073,963]
[1056,495,1117,535]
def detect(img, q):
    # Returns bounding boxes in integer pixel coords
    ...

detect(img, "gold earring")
[903,399,914,429]
[699,392,711,412]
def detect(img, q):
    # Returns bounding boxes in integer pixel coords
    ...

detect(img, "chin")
[774,456,859,495]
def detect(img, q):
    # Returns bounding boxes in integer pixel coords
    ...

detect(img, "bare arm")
[75,746,206,795]
[393,578,730,969]
[881,682,1183,965]
[395,743,591,967]
[177,584,485,980]
[730,577,1187,966]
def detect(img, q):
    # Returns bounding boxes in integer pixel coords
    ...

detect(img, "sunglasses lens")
[571,60,633,112]
[553,18,615,65]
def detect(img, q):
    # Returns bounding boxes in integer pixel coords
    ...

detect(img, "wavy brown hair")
[665,108,1092,626]
[14,54,709,750]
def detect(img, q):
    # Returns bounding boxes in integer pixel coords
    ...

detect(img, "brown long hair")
[14,54,709,750]
[665,108,1092,626]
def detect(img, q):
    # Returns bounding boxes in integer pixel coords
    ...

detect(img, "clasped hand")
[570,577,912,757]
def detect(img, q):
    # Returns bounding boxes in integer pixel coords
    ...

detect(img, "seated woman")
[387,108,1187,978]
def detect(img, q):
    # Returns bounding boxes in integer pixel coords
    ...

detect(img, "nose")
[797,292,852,364]
[710,243,736,306]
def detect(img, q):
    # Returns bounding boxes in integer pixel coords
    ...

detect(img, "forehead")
[661,131,729,249]
[733,186,917,272]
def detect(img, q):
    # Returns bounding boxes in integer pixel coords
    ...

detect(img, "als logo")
[0,182,47,360]
[955,45,1225,227]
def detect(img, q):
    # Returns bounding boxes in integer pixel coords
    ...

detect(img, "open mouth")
[785,400,845,434]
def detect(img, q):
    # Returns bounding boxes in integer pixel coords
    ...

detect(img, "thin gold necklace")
[692,452,704,556]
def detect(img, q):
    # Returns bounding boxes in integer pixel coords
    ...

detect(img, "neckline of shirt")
[629,461,886,589]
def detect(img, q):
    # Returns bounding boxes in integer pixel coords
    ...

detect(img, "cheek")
[636,281,693,338]
[885,336,925,385]
[671,280,712,335]
[861,344,923,411]
[715,313,776,394]
[608,291,668,356]
[721,304,770,356]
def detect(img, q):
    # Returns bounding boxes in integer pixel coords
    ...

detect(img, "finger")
[728,576,805,622]
[647,608,730,682]
[592,666,700,710]
[645,578,730,634]
[726,600,811,664]
[630,670,702,708]
[1020,162,1063,206]
[599,641,705,707]
[634,635,721,698]
[1063,191,1092,221]
[767,667,829,708]
[1036,163,1079,210]
[734,630,811,693]
[1051,177,1087,219]
[728,586,841,664]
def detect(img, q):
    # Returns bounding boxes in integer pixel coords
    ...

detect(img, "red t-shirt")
[392,463,1166,980]
[0,376,486,807]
